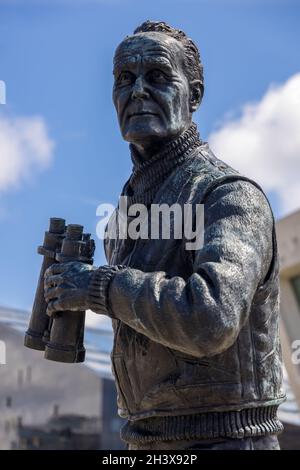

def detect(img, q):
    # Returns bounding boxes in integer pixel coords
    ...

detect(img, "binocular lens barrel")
[24,218,66,350]
[43,310,86,363]
[44,224,85,363]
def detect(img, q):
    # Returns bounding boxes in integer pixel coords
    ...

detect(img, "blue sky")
[0,0,299,311]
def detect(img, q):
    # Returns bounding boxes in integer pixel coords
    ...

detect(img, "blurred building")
[276,208,300,449]
[0,307,123,450]
[16,414,101,450]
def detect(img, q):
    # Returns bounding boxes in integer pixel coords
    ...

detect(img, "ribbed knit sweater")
[120,406,283,444]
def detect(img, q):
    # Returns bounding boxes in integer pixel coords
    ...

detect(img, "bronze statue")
[43,21,285,450]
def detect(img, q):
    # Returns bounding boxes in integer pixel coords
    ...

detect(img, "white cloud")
[208,73,300,217]
[0,115,54,192]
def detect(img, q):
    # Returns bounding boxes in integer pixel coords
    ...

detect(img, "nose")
[131,76,149,100]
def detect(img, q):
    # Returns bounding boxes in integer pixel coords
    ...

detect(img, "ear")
[189,80,203,113]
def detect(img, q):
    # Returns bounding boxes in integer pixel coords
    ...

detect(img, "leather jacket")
[101,141,285,435]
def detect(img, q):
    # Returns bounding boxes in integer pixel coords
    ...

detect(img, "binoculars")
[24,217,95,363]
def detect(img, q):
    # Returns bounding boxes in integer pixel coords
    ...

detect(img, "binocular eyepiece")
[24,217,95,363]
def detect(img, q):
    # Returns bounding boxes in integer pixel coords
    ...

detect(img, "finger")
[46,299,62,317]
[46,294,74,316]
[44,274,64,289]
[44,286,65,302]
[44,264,65,279]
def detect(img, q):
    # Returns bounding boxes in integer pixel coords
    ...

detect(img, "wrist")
[87,265,126,315]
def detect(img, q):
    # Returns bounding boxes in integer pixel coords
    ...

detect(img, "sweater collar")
[129,122,201,176]
[126,123,202,206]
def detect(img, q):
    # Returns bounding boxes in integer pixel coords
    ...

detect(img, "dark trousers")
[127,434,280,450]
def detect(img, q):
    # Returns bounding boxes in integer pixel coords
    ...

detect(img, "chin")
[123,122,167,144]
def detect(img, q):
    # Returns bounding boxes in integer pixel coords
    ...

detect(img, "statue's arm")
[95,180,274,358]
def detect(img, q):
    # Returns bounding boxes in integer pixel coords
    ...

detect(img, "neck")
[126,122,202,207]
[130,124,192,163]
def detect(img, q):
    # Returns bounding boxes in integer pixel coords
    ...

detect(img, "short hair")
[133,20,204,97]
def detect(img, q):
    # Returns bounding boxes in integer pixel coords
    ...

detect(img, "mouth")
[128,112,158,119]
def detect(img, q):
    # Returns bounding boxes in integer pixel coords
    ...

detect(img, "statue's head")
[112,21,204,151]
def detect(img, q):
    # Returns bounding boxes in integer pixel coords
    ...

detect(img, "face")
[112,32,193,149]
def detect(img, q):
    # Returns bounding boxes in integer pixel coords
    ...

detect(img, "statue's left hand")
[44,261,97,316]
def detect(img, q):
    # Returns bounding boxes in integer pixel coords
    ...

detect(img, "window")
[291,275,300,311]
[32,436,40,448]
[6,396,12,408]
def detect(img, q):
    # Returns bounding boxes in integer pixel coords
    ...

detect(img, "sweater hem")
[120,405,284,444]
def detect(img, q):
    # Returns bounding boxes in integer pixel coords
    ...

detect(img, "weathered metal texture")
[24,218,65,350]
[44,225,95,363]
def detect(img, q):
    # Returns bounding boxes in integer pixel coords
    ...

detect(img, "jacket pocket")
[111,354,136,411]
[171,349,240,385]
[256,347,283,399]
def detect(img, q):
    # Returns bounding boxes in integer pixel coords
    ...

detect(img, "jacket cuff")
[88,265,127,315]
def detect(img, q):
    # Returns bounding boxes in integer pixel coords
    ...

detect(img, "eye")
[147,69,168,84]
[116,71,135,87]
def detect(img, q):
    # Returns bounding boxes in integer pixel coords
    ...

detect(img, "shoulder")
[202,177,275,245]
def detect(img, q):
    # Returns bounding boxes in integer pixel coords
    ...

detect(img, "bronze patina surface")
[40,21,285,450]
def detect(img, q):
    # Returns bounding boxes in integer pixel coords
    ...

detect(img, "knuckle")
[44,267,51,279]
